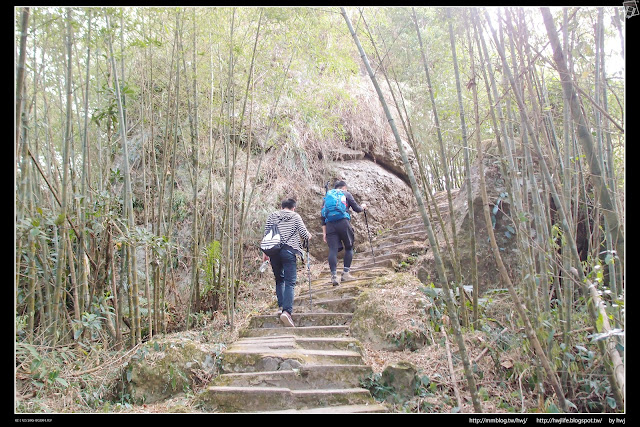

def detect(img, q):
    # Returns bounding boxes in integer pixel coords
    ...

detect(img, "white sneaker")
[280,311,295,327]
[331,274,340,286]
[341,271,356,282]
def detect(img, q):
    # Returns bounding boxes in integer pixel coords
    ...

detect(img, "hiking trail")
[197,211,431,413]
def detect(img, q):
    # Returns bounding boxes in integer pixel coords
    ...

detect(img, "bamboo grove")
[15,6,350,349]
[15,6,624,411]
[340,7,624,411]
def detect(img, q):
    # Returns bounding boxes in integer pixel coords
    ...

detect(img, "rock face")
[293,132,527,295]
[295,156,417,263]
[416,140,525,293]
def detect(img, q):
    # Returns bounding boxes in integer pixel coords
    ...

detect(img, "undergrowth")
[359,275,623,414]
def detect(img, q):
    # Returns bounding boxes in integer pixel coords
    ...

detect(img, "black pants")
[325,218,354,274]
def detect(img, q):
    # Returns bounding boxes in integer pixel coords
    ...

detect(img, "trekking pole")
[363,209,376,265]
[306,239,313,311]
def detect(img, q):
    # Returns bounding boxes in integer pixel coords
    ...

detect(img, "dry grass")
[352,271,538,414]
[14,267,543,415]
[14,273,276,414]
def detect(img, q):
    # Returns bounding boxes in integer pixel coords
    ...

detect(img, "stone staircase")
[197,214,431,413]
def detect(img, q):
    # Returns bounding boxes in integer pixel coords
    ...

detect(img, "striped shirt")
[263,209,311,257]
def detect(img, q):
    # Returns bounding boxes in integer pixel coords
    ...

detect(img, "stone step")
[309,275,378,289]
[388,205,454,230]
[233,335,362,353]
[352,252,404,265]
[374,229,428,245]
[350,248,426,270]
[367,240,427,257]
[198,385,376,412]
[293,296,357,313]
[309,261,396,279]
[339,268,394,278]
[297,286,362,303]
[350,257,396,270]
[216,364,373,389]
[351,250,406,271]
[311,266,391,282]
[239,325,350,338]
[261,403,388,413]
[249,312,352,329]
[219,347,365,374]
[391,193,457,230]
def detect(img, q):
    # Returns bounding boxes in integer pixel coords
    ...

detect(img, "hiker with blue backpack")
[261,198,311,327]
[321,180,367,286]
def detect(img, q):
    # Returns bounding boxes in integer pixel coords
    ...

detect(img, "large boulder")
[113,336,220,404]
[295,156,417,262]
[292,77,419,263]
[381,361,419,402]
[349,273,431,352]
[417,139,538,294]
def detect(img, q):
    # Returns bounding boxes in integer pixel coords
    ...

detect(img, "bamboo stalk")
[105,9,140,346]
[443,329,463,410]
[540,7,624,271]
[15,7,30,151]
[483,8,569,411]
[341,7,482,412]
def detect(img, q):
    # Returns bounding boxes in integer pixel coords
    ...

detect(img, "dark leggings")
[325,218,355,274]
[329,247,353,275]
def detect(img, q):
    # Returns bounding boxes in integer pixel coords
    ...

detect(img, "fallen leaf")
[501,359,513,369]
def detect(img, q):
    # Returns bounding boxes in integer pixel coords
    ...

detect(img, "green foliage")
[394,253,418,272]
[414,373,435,396]
[360,372,396,402]
[16,344,75,392]
[73,312,105,341]
[386,328,429,351]
[478,387,490,401]
[198,240,224,312]
[188,311,213,329]
[362,369,441,413]
[201,240,221,296]
[418,284,446,332]
[171,190,190,222]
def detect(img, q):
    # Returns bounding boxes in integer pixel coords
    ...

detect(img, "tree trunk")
[105,9,140,346]
[447,9,472,328]
[541,7,624,271]
[15,7,30,152]
[52,8,75,345]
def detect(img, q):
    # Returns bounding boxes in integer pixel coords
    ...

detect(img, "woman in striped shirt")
[262,198,311,327]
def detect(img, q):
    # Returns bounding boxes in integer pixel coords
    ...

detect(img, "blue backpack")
[322,189,350,222]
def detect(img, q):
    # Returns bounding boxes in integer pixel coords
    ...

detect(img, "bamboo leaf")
[595,311,604,333]
[565,399,578,411]
[587,328,624,343]
[54,213,66,226]
[55,377,69,387]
